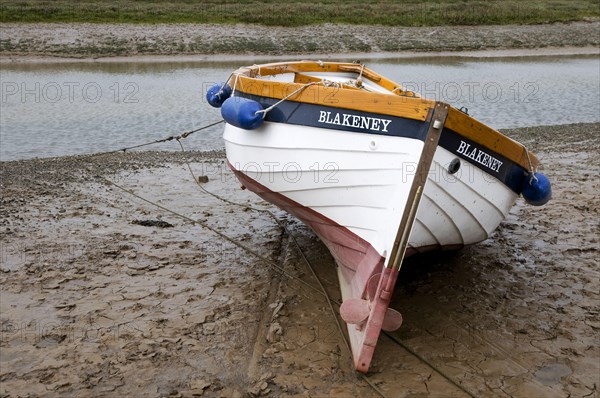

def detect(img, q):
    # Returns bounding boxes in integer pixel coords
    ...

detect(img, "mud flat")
[0,123,598,397]
[1,21,599,59]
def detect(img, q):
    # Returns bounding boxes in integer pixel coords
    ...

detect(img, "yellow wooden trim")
[293,73,321,84]
[232,61,541,171]
[445,107,540,170]
[233,74,434,121]
[235,61,413,94]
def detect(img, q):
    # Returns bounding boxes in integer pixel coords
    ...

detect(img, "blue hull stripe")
[439,129,526,194]
[236,92,430,140]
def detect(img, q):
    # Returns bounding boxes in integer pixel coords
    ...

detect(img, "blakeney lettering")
[318,111,392,133]
[456,140,504,173]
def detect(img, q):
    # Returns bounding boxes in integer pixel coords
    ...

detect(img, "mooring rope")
[220,73,234,95]
[86,119,224,157]
[254,81,319,118]
[94,173,325,296]
[356,63,365,87]
[524,148,539,185]
[383,332,477,398]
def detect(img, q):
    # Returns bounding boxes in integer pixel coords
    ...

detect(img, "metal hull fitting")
[211,60,549,372]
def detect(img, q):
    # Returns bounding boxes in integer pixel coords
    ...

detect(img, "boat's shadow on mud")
[398,250,463,281]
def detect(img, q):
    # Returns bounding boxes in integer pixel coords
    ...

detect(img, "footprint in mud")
[131,219,174,228]
[534,363,572,386]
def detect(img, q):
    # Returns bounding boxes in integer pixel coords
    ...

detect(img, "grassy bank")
[1,0,598,26]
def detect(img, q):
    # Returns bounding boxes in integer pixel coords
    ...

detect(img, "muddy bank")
[0,21,599,59]
[0,123,599,397]
[1,46,598,65]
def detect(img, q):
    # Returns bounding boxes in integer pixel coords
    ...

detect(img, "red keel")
[230,164,403,373]
[339,265,402,372]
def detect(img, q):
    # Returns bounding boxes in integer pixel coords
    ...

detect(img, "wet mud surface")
[0,123,598,397]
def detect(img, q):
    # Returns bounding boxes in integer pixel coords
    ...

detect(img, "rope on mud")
[95,174,325,296]
[382,332,477,398]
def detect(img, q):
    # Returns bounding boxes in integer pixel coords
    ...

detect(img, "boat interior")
[233,61,419,97]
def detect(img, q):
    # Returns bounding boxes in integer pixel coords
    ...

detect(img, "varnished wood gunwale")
[445,107,539,169]
[235,61,417,95]
[231,61,540,171]
[232,73,433,121]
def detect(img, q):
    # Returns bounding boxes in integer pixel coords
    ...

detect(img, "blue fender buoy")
[221,97,264,130]
[206,82,232,108]
[522,172,552,206]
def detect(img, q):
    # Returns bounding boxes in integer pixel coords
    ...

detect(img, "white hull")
[224,121,518,263]
[217,60,546,373]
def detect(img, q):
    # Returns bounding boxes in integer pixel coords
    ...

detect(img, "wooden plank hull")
[218,61,539,372]
[224,122,518,262]
[224,118,519,371]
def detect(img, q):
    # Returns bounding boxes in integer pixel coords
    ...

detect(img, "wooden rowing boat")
[207,61,551,372]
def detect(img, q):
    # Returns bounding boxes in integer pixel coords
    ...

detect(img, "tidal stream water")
[1,55,598,161]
